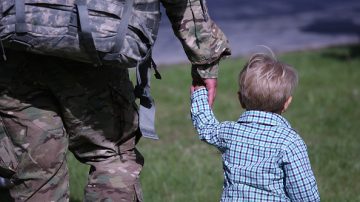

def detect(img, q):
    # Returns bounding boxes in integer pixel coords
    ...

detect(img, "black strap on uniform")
[3,0,30,59]
[74,0,102,66]
[68,7,79,37]
[102,0,134,61]
[15,0,27,34]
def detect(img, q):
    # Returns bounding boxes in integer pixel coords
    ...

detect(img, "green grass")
[69,45,360,202]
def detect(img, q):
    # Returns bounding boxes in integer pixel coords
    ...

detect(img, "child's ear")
[282,96,293,113]
[238,91,246,109]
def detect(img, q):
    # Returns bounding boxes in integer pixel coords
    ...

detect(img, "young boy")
[190,53,320,201]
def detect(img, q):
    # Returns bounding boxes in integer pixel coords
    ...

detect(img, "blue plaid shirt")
[191,88,320,202]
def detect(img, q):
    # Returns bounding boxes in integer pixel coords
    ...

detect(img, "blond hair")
[238,53,298,113]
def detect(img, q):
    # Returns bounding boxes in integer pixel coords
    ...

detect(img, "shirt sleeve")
[190,88,223,147]
[283,138,320,202]
[160,0,231,78]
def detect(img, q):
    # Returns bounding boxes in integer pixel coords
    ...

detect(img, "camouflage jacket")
[161,0,231,78]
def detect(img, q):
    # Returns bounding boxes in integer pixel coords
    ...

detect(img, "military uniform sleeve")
[160,0,231,78]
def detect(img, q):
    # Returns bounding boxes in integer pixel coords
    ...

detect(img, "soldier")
[0,0,230,201]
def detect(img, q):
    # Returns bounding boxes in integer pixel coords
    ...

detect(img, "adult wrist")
[192,63,219,79]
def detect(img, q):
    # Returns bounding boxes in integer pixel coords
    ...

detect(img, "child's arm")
[190,88,223,147]
[283,138,320,201]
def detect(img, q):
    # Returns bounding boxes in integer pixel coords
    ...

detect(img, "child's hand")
[191,76,206,94]
[190,85,205,93]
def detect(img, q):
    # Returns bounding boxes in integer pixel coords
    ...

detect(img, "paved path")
[152,0,360,65]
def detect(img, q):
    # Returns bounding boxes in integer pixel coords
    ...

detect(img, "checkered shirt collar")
[237,110,291,128]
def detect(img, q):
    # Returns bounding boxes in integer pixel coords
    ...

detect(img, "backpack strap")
[134,53,161,140]
[15,0,27,34]
[74,0,134,64]
[102,0,134,61]
[5,1,34,51]
[74,0,102,66]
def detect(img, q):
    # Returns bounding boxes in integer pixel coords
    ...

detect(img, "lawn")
[68,45,360,202]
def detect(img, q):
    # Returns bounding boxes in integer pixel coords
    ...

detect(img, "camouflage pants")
[0,51,144,201]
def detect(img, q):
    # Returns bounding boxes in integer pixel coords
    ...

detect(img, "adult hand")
[203,78,217,107]
[191,77,217,107]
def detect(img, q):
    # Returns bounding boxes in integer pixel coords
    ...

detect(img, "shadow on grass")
[321,44,360,61]
[301,17,360,61]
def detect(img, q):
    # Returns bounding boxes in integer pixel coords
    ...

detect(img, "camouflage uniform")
[0,0,230,201]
